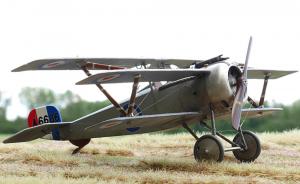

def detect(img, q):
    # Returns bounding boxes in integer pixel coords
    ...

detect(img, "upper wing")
[3,122,72,144]
[12,58,200,71]
[76,69,210,84]
[247,68,297,79]
[82,112,201,137]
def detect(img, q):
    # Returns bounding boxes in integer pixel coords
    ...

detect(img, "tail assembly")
[3,106,71,144]
[27,106,63,140]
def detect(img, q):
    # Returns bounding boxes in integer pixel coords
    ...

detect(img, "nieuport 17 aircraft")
[3,37,297,162]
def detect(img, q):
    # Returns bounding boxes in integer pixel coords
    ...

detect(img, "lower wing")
[241,107,282,117]
[82,112,201,137]
[217,107,282,120]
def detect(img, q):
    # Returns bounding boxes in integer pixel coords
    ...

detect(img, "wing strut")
[127,74,141,116]
[81,66,127,116]
[247,73,270,108]
[258,74,270,106]
[81,65,142,117]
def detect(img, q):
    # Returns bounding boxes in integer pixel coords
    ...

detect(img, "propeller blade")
[231,36,252,130]
[232,81,247,130]
[243,36,252,79]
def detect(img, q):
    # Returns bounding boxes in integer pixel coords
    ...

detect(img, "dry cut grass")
[0,130,300,184]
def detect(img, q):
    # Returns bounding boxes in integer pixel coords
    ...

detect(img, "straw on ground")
[0,130,300,184]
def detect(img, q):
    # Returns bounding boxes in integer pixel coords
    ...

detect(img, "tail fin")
[27,106,63,140]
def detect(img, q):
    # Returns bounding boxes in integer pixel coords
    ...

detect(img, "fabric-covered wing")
[217,107,282,120]
[83,112,201,137]
[241,107,282,117]
[3,122,71,143]
[76,69,210,84]
[12,58,201,72]
[247,69,297,79]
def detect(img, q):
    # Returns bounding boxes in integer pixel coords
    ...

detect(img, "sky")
[0,0,300,120]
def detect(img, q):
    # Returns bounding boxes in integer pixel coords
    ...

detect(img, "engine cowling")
[205,63,242,106]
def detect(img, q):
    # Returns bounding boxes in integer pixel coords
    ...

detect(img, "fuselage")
[62,62,240,140]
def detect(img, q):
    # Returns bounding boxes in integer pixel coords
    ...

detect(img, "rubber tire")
[232,130,261,162]
[194,135,224,162]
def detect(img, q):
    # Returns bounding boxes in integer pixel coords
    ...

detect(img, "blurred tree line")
[0,87,299,134]
[0,88,109,133]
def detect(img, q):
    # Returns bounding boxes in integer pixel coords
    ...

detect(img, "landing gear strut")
[182,104,261,163]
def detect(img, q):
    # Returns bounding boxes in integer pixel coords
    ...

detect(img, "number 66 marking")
[38,115,49,124]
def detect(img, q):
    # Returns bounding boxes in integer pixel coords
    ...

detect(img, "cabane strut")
[80,64,141,117]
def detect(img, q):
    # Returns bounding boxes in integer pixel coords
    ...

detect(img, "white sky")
[0,0,300,120]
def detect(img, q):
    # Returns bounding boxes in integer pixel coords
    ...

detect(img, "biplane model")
[3,37,297,162]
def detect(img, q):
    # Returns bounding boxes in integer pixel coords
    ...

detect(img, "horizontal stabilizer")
[247,69,297,79]
[76,69,210,84]
[3,122,71,144]
[12,58,200,72]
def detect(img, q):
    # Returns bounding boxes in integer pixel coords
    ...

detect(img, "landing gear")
[194,135,224,162]
[182,104,261,163]
[232,130,261,162]
[70,138,91,154]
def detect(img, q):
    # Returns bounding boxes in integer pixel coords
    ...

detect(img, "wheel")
[232,130,261,162]
[194,134,224,162]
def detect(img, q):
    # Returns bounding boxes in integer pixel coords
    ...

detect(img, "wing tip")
[3,138,13,144]
[11,66,25,72]
[2,134,21,144]
[290,70,298,74]
[75,80,88,85]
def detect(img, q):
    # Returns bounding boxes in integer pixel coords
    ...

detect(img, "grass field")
[0,130,300,184]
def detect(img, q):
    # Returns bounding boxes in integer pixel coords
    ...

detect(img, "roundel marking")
[126,127,140,133]
[96,74,120,83]
[40,61,66,69]
[99,121,122,129]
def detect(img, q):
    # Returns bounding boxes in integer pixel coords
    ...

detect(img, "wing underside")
[76,69,210,84]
